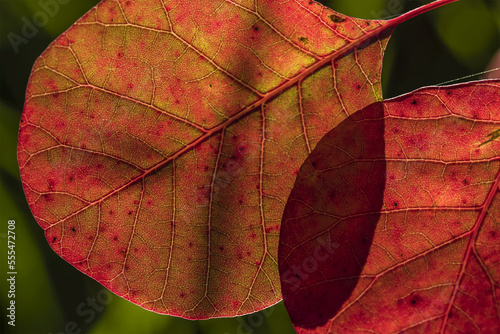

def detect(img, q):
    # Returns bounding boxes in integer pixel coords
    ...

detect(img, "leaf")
[17,0,455,319]
[278,80,500,333]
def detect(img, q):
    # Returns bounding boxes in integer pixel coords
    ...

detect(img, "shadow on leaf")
[278,102,386,329]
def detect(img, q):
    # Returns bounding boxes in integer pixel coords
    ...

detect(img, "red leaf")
[18,0,456,319]
[279,80,500,333]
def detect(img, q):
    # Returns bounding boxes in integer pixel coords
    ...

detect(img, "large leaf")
[279,80,500,332]
[17,0,455,318]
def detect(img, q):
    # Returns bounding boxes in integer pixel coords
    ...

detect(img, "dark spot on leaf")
[219,246,224,251]
[253,26,259,31]
[128,211,133,215]
[238,253,243,259]
[329,14,345,23]
[52,237,57,243]
[204,166,209,171]
[247,251,251,256]
[189,242,193,247]
[463,179,468,185]
[113,236,118,241]
[69,176,74,181]
[298,36,309,44]
[71,227,76,232]
[356,85,361,89]
[412,100,417,105]
[180,292,185,298]
[394,202,398,207]
[447,91,451,95]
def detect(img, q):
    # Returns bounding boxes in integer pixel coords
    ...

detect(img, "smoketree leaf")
[279,80,500,333]
[18,0,456,319]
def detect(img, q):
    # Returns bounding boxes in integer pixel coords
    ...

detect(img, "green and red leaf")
[18,0,457,319]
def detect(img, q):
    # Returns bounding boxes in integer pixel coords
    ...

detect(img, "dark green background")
[1,0,499,333]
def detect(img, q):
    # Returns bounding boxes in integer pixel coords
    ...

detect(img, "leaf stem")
[388,0,459,25]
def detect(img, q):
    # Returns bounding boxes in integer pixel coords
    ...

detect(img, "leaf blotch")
[329,14,345,23]
[298,36,309,44]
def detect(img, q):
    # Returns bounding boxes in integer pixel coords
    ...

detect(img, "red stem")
[387,0,459,25]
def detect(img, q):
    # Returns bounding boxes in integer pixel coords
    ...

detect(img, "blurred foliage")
[0,0,498,333]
